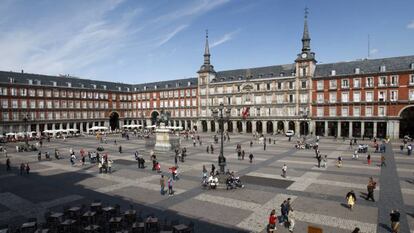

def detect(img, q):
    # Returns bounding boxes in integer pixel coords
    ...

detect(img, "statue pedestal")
[155,123,171,151]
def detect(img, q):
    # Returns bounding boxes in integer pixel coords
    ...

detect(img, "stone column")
[284,121,288,133]
[207,120,211,132]
[232,120,237,133]
[337,121,341,137]
[262,121,266,134]
[349,121,353,138]
[146,119,151,127]
[324,121,328,137]
[309,121,315,136]
[373,122,377,138]
[273,121,278,134]
[387,120,399,139]
[242,121,246,133]
[223,121,228,132]
[295,121,300,135]
[252,121,256,133]
[361,121,365,138]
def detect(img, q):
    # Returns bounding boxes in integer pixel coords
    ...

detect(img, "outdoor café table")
[82,211,96,225]
[145,217,158,232]
[172,224,190,233]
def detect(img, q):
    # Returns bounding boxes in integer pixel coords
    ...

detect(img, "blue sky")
[1,0,414,83]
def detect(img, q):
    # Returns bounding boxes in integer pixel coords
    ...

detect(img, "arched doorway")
[237,121,243,133]
[109,112,120,130]
[277,121,284,133]
[181,120,186,130]
[256,121,263,133]
[202,121,208,132]
[187,121,191,130]
[400,106,414,138]
[266,121,273,134]
[227,121,233,132]
[288,121,295,131]
[210,121,216,132]
[300,121,309,135]
[246,121,252,133]
[151,111,159,125]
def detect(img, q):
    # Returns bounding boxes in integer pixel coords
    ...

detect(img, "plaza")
[1,133,413,232]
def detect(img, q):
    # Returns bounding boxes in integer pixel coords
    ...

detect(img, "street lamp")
[212,103,231,173]
[22,113,31,146]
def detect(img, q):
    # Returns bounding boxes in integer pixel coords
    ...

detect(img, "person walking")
[337,156,343,168]
[249,153,254,163]
[381,155,386,167]
[20,163,25,175]
[282,164,287,178]
[241,150,245,160]
[349,140,353,149]
[367,154,371,166]
[25,163,30,175]
[317,154,322,168]
[264,142,266,151]
[288,208,295,232]
[346,190,356,210]
[352,227,360,233]
[250,141,253,147]
[322,155,328,168]
[168,177,174,196]
[6,158,11,171]
[280,200,288,225]
[160,174,165,195]
[390,209,400,233]
[366,177,376,202]
[119,145,122,153]
[267,209,277,233]
[211,164,216,175]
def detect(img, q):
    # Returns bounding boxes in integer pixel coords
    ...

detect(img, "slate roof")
[0,70,197,92]
[214,63,296,82]
[314,55,414,77]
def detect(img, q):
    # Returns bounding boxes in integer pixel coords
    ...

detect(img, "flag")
[242,107,250,119]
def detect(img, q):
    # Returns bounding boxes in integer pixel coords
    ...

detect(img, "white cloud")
[211,29,240,48]
[156,25,188,47]
[370,48,379,55]
[407,20,414,29]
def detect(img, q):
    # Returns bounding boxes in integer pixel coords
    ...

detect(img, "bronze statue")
[157,110,171,125]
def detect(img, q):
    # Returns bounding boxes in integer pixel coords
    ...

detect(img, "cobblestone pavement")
[0,133,413,233]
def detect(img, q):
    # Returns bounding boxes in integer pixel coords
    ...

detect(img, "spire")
[198,29,215,73]
[301,7,311,52]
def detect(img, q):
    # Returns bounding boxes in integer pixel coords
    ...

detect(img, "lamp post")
[212,103,231,173]
[22,113,31,146]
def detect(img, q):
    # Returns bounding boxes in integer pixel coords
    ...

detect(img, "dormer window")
[28,79,33,85]
[410,63,414,70]
[36,80,41,85]
[9,77,15,83]
[331,70,336,76]
[280,72,284,77]
[187,81,191,86]
[165,84,169,88]
[154,85,157,90]
[143,86,147,91]
[102,85,107,90]
[176,83,180,87]
[134,87,137,91]
[92,84,97,89]
[67,82,72,87]
[355,68,360,74]
[126,87,130,92]
[118,86,122,91]
[52,81,57,87]
[80,84,85,88]
[380,65,386,72]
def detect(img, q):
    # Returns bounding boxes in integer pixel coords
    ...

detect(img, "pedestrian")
[269,137,271,144]
[114,140,117,145]
[337,156,343,168]
[349,140,353,149]
[381,155,386,167]
[408,144,412,156]
[25,163,30,174]
[250,141,253,147]
[119,145,122,153]
[282,164,287,178]
[352,150,359,160]
[322,155,328,168]
[168,177,174,196]
[211,164,215,175]
[288,208,295,232]
[241,150,245,160]
[267,209,277,233]
[20,163,25,175]
[160,174,165,195]
[174,154,178,167]
[352,227,360,233]
[107,160,113,173]
[367,154,371,165]
[390,209,400,233]
[366,177,376,202]
[317,154,321,168]
[6,158,11,171]
[280,200,288,224]
[346,190,356,210]
[206,146,209,153]
[210,144,214,154]
[81,155,85,166]
[264,142,266,151]
[37,151,41,161]
[249,153,254,163]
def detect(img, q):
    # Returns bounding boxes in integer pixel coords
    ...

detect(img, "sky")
[1,0,414,84]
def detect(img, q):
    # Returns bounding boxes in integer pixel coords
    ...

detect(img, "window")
[329,92,336,103]
[288,94,294,103]
[390,90,398,101]
[378,76,387,87]
[2,112,8,121]
[21,101,27,108]
[1,99,8,108]
[256,84,260,90]
[317,107,323,117]
[29,89,35,97]
[366,91,373,102]
[411,63,414,70]
[378,106,386,116]
[266,83,271,91]
[409,89,414,101]
[30,100,35,109]
[0,87,7,95]
[288,82,294,90]
[341,107,348,117]
[11,88,17,96]
[317,80,323,90]
[366,107,373,116]
[317,93,324,103]
[355,68,360,74]
[341,79,349,88]
[329,107,336,116]
[378,91,386,102]
[329,80,337,89]
[353,78,361,88]
[20,88,27,96]
[341,92,349,102]
[366,77,374,87]
[390,75,398,86]
[52,81,57,87]
[353,107,360,117]
[277,82,283,90]
[353,91,360,102]
[380,65,386,72]
[410,75,414,85]
[301,81,307,89]
[331,70,336,76]
[11,100,18,108]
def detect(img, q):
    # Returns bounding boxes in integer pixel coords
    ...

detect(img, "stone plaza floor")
[0,133,413,233]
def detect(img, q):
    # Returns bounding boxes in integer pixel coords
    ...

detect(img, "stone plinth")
[154,123,171,151]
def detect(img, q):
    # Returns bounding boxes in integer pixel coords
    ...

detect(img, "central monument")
[154,110,172,151]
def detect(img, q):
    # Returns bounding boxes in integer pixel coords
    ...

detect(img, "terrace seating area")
[0,201,194,233]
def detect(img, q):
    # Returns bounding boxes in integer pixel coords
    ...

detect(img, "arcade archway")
[400,106,414,138]
[151,111,159,125]
[109,112,120,130]
[266,121,273,134]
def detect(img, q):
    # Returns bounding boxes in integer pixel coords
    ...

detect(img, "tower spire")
[198,29,215,73]
[301,7,311,52]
